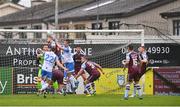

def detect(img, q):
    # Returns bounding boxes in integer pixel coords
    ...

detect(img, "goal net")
[0,29,147,95]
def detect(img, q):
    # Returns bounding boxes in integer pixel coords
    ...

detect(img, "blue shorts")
[64,62,74,73]
[41,69,52,80]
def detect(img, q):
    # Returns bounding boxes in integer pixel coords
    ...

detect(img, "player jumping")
[47,35,62,63]
[123,45,142,100]
[75,56,104,96]
[37,46,68,98]
[57,39,79,93]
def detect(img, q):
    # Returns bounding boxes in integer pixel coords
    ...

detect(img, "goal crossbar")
[0,29,144,33]
[0,29,145,46]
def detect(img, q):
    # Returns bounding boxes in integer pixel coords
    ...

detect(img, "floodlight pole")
[141,30,145,46]
[55,0,59,30]
[96,0,100,26]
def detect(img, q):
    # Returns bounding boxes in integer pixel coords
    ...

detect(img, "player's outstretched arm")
[56,60,68,71]
[57,45,71,53]
[94,63,105,75]
[141,59,148,63]
[56,43,67,51]
[56,43,62,49]
[140,55,148,63]
[75,69,84,79]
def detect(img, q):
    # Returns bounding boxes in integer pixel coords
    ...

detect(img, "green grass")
[0,94,180,106]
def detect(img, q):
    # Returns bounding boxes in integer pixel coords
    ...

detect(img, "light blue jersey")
[41,51,58,80]
[61,45,74,74]
[61,45,74,63]
[42,51,58,72]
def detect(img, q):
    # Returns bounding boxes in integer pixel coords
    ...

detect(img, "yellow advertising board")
[95,68,153,95]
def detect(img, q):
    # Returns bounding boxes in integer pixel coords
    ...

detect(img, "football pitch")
[0,94,180,106]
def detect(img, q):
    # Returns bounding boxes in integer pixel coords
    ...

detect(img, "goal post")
[0,29,148,95]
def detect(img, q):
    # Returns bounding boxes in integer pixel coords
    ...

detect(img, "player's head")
[127,45,134,52]
[64,39,70,47]
[76,46,81,53]
[42,44,49,51]
[47,36,53,43]
[138,46,145,53]
[81,56,88,63]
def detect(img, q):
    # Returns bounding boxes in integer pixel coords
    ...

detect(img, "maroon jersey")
[73,53,84,68]
[55,46,61,56]
[81,61,100,76]
[74,53,84,74]
[126,51,139,73]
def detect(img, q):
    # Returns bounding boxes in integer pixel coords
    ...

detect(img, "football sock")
[91,82,96,92]
[136,84,142,97]
[124,84,130,98]
[85,83,92,95]
[69,75,76,88]
[133,83,137,96]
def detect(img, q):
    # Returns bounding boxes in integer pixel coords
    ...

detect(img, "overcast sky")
[18,0,31,7]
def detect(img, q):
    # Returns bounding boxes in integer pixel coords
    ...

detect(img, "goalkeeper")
[36,45,47,90]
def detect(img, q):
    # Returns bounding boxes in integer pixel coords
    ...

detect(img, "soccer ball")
[47,30,54,36]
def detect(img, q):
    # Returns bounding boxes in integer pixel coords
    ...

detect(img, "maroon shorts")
[88,72,100,82]
[52,70,64,84]
[128,67,140,82]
